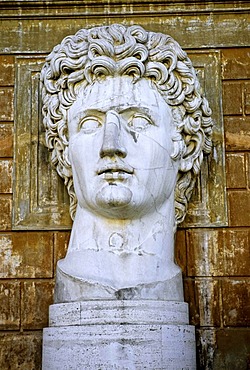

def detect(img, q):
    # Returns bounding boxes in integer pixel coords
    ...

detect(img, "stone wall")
[0,1,249,369]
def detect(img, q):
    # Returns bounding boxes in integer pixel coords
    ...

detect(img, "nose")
[99,110,127,158]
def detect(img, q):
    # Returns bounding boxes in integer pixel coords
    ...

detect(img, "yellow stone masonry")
[0,2,249,369]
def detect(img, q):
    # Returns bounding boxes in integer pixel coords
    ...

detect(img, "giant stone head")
[41,24,213,228]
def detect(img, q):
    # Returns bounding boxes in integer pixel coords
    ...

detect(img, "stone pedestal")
[42,301,196,370]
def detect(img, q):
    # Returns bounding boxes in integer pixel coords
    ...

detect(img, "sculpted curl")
[41,24,213,224]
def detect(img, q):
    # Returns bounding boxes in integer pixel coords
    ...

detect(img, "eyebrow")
[74,106,160,124]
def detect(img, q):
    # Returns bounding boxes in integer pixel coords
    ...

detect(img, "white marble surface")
[49,300,189,326]
[43,323,196,370]
[56,75,183,302]
[40,24,215,369]
[41,25,213,303]
[43,301,196,369]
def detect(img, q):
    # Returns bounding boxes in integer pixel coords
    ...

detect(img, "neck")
[69,202,176,259]
[58,198,183,295]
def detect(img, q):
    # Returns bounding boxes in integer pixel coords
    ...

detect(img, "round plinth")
[42,301,196,370]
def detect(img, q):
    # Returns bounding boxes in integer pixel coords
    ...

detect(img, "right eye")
[79,116,101,133]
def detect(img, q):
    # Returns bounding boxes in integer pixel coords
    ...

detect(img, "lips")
[97,163,134,181]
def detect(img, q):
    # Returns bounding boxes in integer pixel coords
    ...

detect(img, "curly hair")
[40,24,213,224]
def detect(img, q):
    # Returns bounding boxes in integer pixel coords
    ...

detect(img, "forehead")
[74,76,171,114]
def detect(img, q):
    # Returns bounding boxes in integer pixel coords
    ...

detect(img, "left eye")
[80,116,101,133]
[128,114,152,132]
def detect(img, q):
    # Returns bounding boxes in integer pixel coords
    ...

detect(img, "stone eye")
[80,116,101,133]
[128,114,152,132]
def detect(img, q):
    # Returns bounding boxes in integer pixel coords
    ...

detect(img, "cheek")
[69,134,97,165]
[69,141,88,188]
[146,141,178,196]
[151,137,173,167]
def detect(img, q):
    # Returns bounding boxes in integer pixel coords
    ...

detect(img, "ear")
[61,146,73,178]
[179,131,204,174]
[170,106,186,162]
[171,134,185,162]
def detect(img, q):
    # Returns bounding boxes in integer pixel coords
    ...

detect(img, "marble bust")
[41,24,213,303]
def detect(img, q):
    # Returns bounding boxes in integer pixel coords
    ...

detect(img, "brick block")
[0,332,42,370]
[224,116,250,151]
[244,81,250,115]
[228,190,250,226]
[187,228,250,277]
[0,232,54,278]
[0,160,12,193]
[0,56,14,86]
[226,153,246,189]
[196,329,217,370]
[0,123,13,157]
[0,88,14,121]
[213,329,250,370]
[0,195,11,230]
[222,48,250,80]
[184,278,220,327]
[186,229,223,277]
[0,281,20,330]
[222,279,250,326]
[21,281,54,330]
[223,229,250,276]
[175,229,186,275]
[197,328,250,370]
[247,153,250,188]
[54,231,70,268]
[223,82,243,115]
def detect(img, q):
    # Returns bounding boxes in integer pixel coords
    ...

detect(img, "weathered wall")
[0,1,249,369]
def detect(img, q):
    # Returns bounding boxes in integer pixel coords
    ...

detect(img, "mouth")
[97,165,134,181]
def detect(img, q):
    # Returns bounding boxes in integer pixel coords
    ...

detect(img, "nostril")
[100,146,127,159]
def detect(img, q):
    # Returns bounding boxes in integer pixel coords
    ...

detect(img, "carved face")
[67,76,179,219]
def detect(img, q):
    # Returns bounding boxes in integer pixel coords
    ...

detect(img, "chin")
[95,183,133,209]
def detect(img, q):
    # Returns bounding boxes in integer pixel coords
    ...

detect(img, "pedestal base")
[42,301,196,370]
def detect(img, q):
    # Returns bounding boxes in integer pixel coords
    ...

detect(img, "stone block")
[186,229,223,277]
[214,329,250,370]
[224,116,250,151]
[0,123,13,157]
[1,3,250,53]
[44,300,196,369]
[0,281,20,330]
[21,281,54,330]
[196,329,217,370]
[226,153,246,189]
[187,228,250,277]
[13,52,227,232]
[0,232,54,278]
[247,153,250,188]
[222,48,250,80]
[222,279,250,327]
[54,231,70,268]
[0,332,42,370]
[223,81,243,115]
[175,229,187,275]
[228,190,250,226]
[0,195,11,230]
[0,56,14,86]
[0,88,14,121]
[197,328,250,370]
[43,323,196,370]
[49,301,189,327]
[184,278,220,327]
[0,234,20,277]
[0,160,12,193]
[223,229,250,276]
[244,81,250,115]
